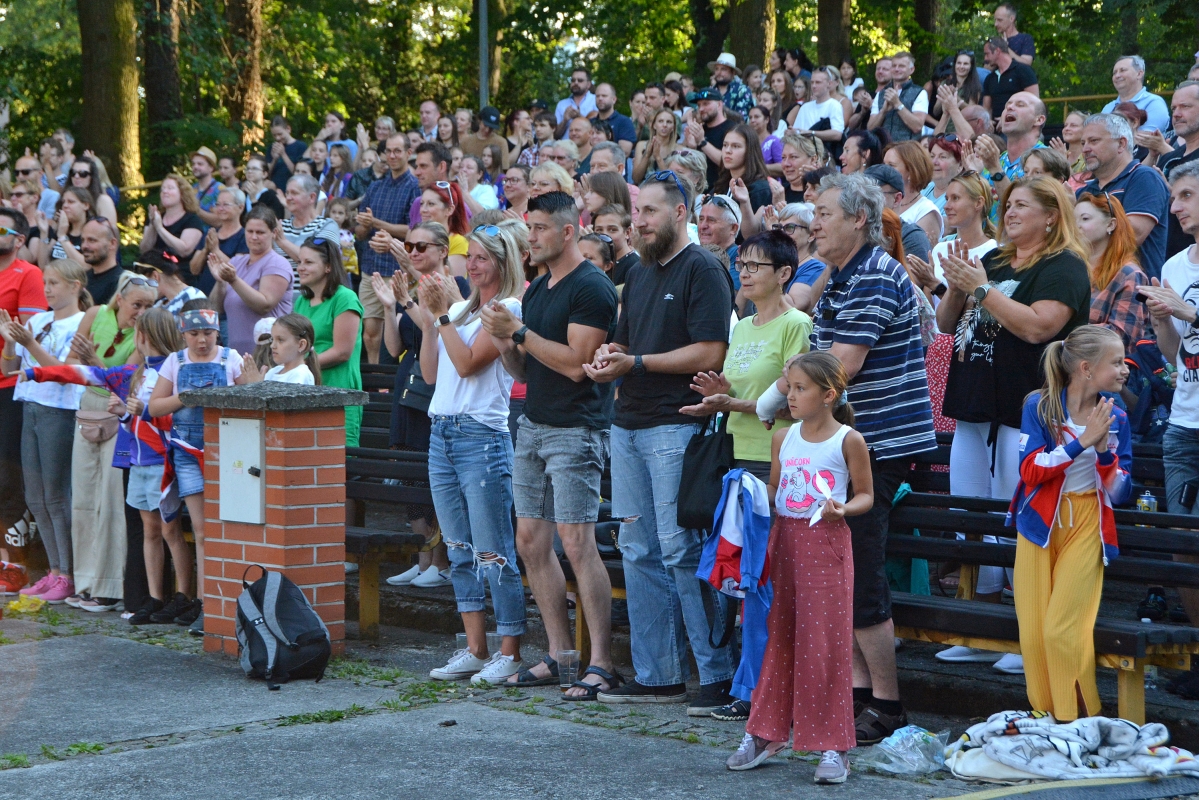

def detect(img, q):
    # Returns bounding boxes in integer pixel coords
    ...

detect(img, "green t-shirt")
[86,305,138,397]
[724,307,812,461]
[294,285,364,447]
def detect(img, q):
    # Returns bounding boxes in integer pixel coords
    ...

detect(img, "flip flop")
[505,655,559,687]
[561,665,624,702]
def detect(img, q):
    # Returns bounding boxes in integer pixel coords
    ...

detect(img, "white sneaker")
[386,564,422,586]
[993,653,1024,674]
[936,646,1002,663]
[411,566,451,588]
[813,750,849,784]
[430,648,487,681]
[470,652,523,686]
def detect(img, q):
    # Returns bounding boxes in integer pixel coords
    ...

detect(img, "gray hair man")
[1103,55,1170,132]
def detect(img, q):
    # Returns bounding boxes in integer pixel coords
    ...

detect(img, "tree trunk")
[77,0,142,187]
[912,0,939,83]
[689,0,731,80]
[727,0,775,72]
[224,0,265,146]
[816,0,851,67]
[1117,0,1139,57]
[142,0,181,179]
[489,0,508,102]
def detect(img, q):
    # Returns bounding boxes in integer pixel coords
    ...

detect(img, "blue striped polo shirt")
[812,245,936,461]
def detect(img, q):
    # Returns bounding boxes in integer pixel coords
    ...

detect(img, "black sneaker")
[149,592,192,624]
[129,597,165,625]
[711,699,751,721]
[688,679,734,717]
[174,598,203,626]
[1137,587,1168,621]
[597,680,687,704]
[1170,603,1192,624]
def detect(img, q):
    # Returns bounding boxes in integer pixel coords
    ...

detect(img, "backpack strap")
[237,588,280,689]
[261,571,295,647]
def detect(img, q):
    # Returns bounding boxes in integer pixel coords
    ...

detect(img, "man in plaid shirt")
[355,133,420,363]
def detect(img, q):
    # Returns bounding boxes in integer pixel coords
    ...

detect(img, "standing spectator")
[1141,162,1199,678]
[884,141,943,244]
[864,165,932,265]
[936,177,1090,670]
[867,52,927,143]
[268,116,308,190]
[345,148,388,211]
[275,174,340,285]
[418,101,440,141]
[683,88,739,193]
[1102,56,1170,133]
[993,3,1035,64]
[805,172,937,743]
[582,142,636,213]
[1151,82,1199,259]
[709,53,756,119]
[65,156,118,226]
[923,135,965,214]
[9,181,46,266]
[458,156,499,212]
[321,144,354,201]
[593,204,640,286]
[79,218,127,305]
[314,110,359,162]
[1076,193,1149,353]
[461,107,510,170]
[982,38,1040,122]
[970,92,1047,199]
[207,206,294,354]
[770,70,802,129]
[1050,109,1091,185]
[422,225,528,685]
[556,67,597,126]
[769,202,825,311]
[189,147,225,227]
[697,195,742,289]
[1078,113,1171,279]
[408,141,453,225]
[140,251,205,317]
[240,155,275,212]
[793,67,846,148]
[476,191,620,697]
[12,152,60,217]
[568,117,594,174]
[139,174,204,263]
[594,84,637,156]
[40,187,93,267]
[188,188,248,296]
[505,108,533,161]
[519,112,557,168]
[293,238,364,447]
[585,174,736,714]
[714,125,773,215]
[633,109,680,183]
[749,106,783,176]
[419,182,470,274]
[39,137,67,190]
[779,131,826,203]
[502,165,532,217]
[217,155,239,189]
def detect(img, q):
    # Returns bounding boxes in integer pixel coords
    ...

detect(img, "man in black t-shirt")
[79,218,126,305]
[982,38,1039,122]
[582,175,735,713]
[480,191,619,696]
[682,88,736,193]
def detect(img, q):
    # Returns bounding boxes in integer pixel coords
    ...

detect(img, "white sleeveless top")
[775,422,852,519]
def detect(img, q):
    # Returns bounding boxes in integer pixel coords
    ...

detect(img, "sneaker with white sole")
[813,750,849,784]
[726,732,785,771]
[430,648,487,681]
[936,646,1002,663]
[411,566,451,588]
[993,653,1024,674]
[386,564,422,586]
[470,652,523,686]
[39,576,75,604]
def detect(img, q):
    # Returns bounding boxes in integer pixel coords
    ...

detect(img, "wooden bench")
[888,490,1199,722]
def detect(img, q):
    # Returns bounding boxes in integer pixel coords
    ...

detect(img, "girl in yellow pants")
[1008,326,1132,722]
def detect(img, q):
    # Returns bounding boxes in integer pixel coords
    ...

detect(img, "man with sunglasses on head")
[78,217,127,305]
[583,172,736,714]
[12,153,59,218]
[480,190,620,699]
[698,195,742,284]
[355,133,420,363]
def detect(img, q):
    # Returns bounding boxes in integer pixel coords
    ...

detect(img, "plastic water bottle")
[1140,617,1158,690]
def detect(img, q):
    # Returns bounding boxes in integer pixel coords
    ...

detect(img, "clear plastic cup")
[486,632,503,657]
[558,649,581,689]
[455,633,468,653]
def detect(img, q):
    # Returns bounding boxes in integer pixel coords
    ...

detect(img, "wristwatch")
[989,171,1006,183]
[697,138,710,149]
[511,325,528,345]
[433,314,451,329]
[402,299,415,310]
[973,284,991,305]
[933,283,948,298]
[630,354,646,377]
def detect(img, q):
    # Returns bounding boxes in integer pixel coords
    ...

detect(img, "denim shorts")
[512,416,607,524]
[126,463,166,511]
[172,424,205,499]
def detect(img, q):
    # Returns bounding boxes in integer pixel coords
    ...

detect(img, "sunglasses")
[71,170,92,179]
[706,194,737,211]
[648,170,687,201]
[404,241,438,253]
[104,329,127,360]
[9,192,30,200]
[934,134,959,144]
[593,233,613,243]
[124,276,159,289]
[473,225,501,236]
[34,321,53,345]
[435,181,452,190]
[0,227,19,237]
[15,168,35,176]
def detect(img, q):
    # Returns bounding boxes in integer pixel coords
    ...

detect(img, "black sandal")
[505,655,559,687]
[561,665,624,701]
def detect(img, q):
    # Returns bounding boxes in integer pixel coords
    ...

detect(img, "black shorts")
[846,452,908,629]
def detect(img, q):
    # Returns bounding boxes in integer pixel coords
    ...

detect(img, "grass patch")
[40,744,62,760]
[0,632,13,645]
[502,687,523,698]
[65,742,104,756]
[276,704,371,727]
[326,656,403,683]
[38,607,65,626]
[0,753,30,769]
[379,698,403,711]
[684,734,701,744]
[396,681,451,704]
[582,702,611,713]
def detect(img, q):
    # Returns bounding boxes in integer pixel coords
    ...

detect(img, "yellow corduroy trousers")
[1014,491,1104,722]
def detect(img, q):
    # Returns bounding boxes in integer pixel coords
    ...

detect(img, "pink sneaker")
[20,573,56,596]
[38,576,75,604]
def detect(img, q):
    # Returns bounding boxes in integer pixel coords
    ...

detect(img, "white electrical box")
[219,417,265,524]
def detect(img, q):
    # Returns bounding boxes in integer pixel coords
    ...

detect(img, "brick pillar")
[178,383,367,658]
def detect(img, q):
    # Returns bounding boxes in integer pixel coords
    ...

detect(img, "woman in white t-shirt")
[420,223,528,688]
[885,141,943,245]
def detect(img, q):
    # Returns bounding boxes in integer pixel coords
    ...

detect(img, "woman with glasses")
[207,205,293,355]
[528,162,573,199]
[189,187,249,296]
[632,108,679,184]
[420,182,470,276]
[922,136,965,216]
[9,181,45,265]
[65,273,157,611]
[240,155,271,211]
[40,187,94,269]
[66,157,118,226]
[501,165,532,218]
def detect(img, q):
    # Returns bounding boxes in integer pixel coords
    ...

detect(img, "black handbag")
[397,361,435,413]
[676,413,735,530]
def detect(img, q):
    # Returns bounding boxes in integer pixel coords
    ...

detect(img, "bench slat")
[346,481,433,506]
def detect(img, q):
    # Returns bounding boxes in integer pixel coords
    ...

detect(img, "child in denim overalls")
[148,307,245,633]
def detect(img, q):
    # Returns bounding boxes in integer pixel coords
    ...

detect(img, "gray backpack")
[235,566,332,690]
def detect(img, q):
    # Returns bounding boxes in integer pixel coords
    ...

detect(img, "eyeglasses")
[648,170,687,200]
[404,241,436,253]
[772,223,808,235]
[737,259,777,274]
[473,225,501,236]
[502,176,524,184]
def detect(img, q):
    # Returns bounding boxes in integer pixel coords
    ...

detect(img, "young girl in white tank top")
[726,351,873,785]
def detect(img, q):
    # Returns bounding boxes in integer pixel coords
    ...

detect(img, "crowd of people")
[2,6,1199,784]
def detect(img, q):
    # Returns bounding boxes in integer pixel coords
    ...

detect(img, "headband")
[179,309,219,332]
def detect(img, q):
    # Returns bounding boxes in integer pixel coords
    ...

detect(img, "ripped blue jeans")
[428,415,527,637]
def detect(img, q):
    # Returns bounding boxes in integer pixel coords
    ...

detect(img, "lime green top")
[724,307,813,462]
[294,285,364,447]
[87,305,137,396]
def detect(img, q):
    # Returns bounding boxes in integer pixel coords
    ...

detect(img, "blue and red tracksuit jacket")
[1005,391,1132,564]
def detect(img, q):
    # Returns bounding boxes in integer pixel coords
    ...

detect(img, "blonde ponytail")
[1033,325,1123,442]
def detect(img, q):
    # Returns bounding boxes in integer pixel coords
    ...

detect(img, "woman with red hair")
[921,135,964,218]
[1075,193,1148,353]
[420,181,470,277]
